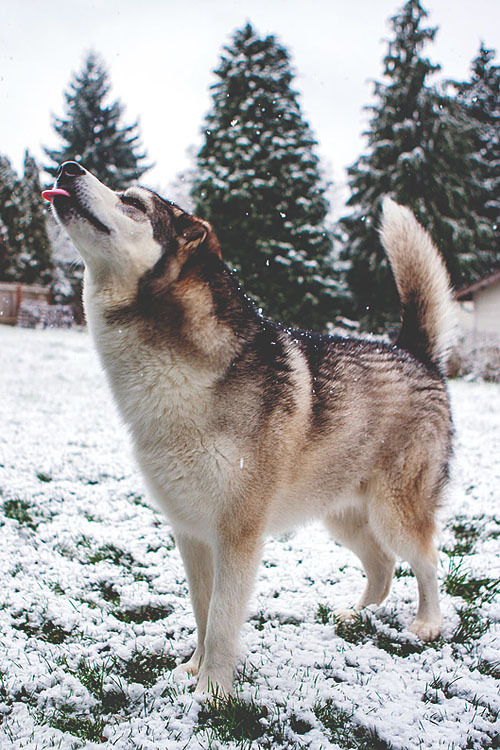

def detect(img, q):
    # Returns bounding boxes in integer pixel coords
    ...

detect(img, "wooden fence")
[0,282,50,325]
[0,282,74,328]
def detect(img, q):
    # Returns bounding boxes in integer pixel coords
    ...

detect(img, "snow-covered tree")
[454,44,500,270]
[340,0,492,329]
[0,218,10,282]
[0,155,21,281]
[15,151,53,285]
[0,153,54,285]
[44,52,152,190]
[192,23,345,329]
[46,216,85,321]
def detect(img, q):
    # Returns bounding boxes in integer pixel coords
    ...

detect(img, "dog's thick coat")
[51,161,454,696]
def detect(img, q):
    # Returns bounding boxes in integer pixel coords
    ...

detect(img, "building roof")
[455,269,500,301]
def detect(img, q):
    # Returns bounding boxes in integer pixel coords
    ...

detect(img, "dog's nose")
[57,161,86,179]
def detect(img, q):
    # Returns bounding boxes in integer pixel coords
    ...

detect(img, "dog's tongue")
[42,188,71,202]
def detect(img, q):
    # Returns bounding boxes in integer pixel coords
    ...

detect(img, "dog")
[45,161,454,697]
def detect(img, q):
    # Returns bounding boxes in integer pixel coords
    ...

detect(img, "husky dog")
[45,161,454,697]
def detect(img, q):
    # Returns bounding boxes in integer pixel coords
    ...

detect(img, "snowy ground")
[0,326,499,750]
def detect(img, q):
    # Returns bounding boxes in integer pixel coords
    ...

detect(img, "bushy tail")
[379,198,456,375]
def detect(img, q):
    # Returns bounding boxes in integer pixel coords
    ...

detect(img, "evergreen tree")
[44,52,152,190]
[15,151,53,285]
[340,0,491,329]
[0,218,10,282]
[455,44,500,268]
[47,215,85,322]
[0,155,21,281]
[192,23,344,330]
[0,153,54,285]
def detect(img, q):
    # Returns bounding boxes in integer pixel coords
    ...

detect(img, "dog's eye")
[120,194,147,213]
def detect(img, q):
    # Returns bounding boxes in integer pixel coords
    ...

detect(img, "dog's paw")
[195,670,233,701]
[409,618,442,641]
[333,607,360,622]
[173,651,203,679]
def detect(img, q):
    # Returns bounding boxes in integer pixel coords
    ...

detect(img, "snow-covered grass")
[0,326,499,750]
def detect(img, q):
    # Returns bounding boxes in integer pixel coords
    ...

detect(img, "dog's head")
[44,163,251,364]
[45,161,221,292]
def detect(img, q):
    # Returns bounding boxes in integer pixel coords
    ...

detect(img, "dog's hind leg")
[368,481,443,641]
[405,544,442,641]
[325,508,396,616]
[173,533,214,677]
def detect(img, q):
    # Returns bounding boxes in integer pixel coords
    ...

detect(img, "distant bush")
[449,332,500,382]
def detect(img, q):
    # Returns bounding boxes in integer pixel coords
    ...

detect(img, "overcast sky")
[2,0,499,207]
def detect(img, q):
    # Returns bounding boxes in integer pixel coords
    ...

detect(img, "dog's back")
[207,199,455,542]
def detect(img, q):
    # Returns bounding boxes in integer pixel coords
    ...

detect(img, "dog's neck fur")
[81,257,263,436]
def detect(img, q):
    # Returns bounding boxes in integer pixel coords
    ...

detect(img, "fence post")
[15,284,23,320]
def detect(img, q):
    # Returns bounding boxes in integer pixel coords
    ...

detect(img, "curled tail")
[379,198,456,375]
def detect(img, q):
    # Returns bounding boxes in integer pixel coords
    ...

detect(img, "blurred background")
[1,0,499,355]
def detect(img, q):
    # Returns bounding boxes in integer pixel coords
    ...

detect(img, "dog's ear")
[171,208,222,260]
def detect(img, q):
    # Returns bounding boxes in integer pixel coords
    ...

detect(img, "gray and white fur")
[50,162,455,697]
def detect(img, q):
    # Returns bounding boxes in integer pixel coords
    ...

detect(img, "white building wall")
[474,282,500,334]
[457,300,475,331]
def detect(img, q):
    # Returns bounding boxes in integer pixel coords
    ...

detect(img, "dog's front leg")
[195,531,262,698]
[174,533,214,677]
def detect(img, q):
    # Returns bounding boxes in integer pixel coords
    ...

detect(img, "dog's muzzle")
[42,161,87,203]
[42,162,111,234]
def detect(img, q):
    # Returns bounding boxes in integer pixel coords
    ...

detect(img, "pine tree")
[340,0,492,329]
[0,153,54,285]
[0,218,10,282]
[44,52,152,190]
[0,155,21,281]
[15,151,53,285]
[47,215,85,321]
[455,44,500,269]
[192,23,344,330]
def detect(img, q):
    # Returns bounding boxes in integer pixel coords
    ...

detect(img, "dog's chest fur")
[86,301,242,535]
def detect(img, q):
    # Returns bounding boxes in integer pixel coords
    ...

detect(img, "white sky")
[1,0,499,204]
